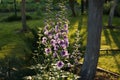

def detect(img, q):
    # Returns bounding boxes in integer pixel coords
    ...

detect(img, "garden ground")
[0,13,120,79]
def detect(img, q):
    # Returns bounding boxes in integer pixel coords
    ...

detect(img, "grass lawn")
[0,16,44,68]
[0,12,120,79]
[68,15,120,76]
[99,16,120,75]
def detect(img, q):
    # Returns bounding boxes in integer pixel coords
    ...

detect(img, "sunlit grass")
[0,19,44,59]
[69,15,87,47]
[69,18,80,43]
[98,51,120,74]
[69,15,120,75]
[100,16,120,74]
[101,29,119,49]
[0,13,120,75]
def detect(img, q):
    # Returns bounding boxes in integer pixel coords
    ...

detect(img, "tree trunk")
[69,0,76,17]
[79,0,104,80]
[81,0,84,14]
[81,0,88,14]
[85,0,88,11]
[108,0,117,27]
[14,0,17,16]
[21,0,28,32]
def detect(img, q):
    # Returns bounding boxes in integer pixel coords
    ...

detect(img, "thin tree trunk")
[69,0,76,17]
[81,0,84,14]
[14,0,17,16]
[79,0,104,80]
[21,0,28,32]
[81,0,88,14]
[85,0,88,11]
[108,0,117,27]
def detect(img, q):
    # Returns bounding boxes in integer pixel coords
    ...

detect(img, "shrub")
[115,3,120,17]
[1,14,32,22]
[30,0,81,80]
[103,2,111,15]
[103,2,120,17]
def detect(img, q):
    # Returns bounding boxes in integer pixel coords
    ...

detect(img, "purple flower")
[53,45,58,51]
[55,25,59,32]
[61,29,65,33]
[44,25,48,30]
[64,35,68,39]
[64,24,69,33]
[57,22,62,27]
[59,40,67,49]
[60,40,64,45]
[50,39,56,46]
[53,51,57,58]
[57,38,61,44]
[64,24,68,30]
[45,48,51,55]
[56,61,64,69]
[54,33,59,40]
[64,40,69,47]
[67,63,72,67]
[63,36,69,46]
[42,37,47,44]
[48,32,52,39]
[44,30,49,35]
[64,36,68,41]
[61,50,69,57]
[62,44,67,49]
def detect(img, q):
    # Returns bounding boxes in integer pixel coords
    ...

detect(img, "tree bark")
[79,0,104,80]
[81,0,88,14]
[69,0,76,17]
[14,0,17,16]
[21,0,28,32]
[108,0,118,27]
[85,0,88,11]
[81,0,84,14]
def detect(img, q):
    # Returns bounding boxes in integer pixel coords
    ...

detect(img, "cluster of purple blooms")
[42,21,69,69]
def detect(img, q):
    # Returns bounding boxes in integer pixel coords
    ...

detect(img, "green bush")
[0,2,39,12]
[1,15,32,22]
[103,2,111,15]
[103,2,120,17]
[115,3,120,17]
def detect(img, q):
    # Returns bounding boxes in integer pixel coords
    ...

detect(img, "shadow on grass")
[112,51,120,74]
[110,30,120,48]
[103,29,112,48]
[68,16,87,53]
[110,30,120,74]
[0,48,34,80]
[101,29,120,74]
[0,56,36,80]
[0,30,37,80]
